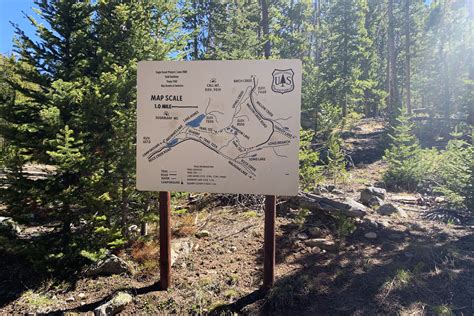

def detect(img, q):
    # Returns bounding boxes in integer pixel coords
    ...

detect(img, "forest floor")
[1,118,473,315]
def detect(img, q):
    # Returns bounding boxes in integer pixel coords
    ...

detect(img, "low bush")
[384,116,473,210]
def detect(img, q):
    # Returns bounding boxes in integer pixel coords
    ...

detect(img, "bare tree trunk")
[260,0,270,59]
[387,0,400,116]
[121,173,129,236]
[315,0,321,64]
[405,0,412,115]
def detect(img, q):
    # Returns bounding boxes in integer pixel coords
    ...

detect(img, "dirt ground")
[1,119,473,315]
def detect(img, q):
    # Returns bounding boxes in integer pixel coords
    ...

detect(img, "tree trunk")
[260,0,270,59]
[405,0,412,114]
[387,0,400,116]
[121,173,129,236]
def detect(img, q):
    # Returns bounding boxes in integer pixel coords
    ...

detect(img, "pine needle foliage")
[299,129,324,192]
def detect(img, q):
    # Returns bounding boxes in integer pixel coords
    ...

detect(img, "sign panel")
[137,60,301,195]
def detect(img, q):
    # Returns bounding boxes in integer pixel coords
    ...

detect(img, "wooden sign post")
[159,191,171,289]
[263,194,276,289]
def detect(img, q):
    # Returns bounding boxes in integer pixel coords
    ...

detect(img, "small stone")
[66,296,75,302]
[326,185,336,192]
[78,293,86,300]
[304,238,336,250]
[94,292,133,316]
[195,230,211,238]
[307,226,323,238]
[368,196,385,208]
[0,216,21,236]
[344,198,368,216]
[377,203,407,218]
[435,196,446,203]
[364,232,377,239]
[361,186,386,206]
[297,232,309,240]
[332,189,344,195]
[85,254,133,277]
[310,247,321,254]
[229,246,237,252]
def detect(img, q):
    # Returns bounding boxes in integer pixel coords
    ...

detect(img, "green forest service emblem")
[271,68,295,94]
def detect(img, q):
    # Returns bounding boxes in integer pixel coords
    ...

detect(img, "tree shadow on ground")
[216,214,474,315]
[0,231,87,308]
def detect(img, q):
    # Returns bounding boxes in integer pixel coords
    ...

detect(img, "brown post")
[159,191,171,289]
[263,194,276,289]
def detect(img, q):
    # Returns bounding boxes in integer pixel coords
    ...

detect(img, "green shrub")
[434,139,473,209]
[299,129,324,191]
[383,115,425,190]
[326,132,348,185]
[384,116,473,210]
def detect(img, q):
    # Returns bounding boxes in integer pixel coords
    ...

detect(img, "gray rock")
[332,189,345,195]
[304,238,336,250]
[364,232,377,239]
[435,196,446,203]
[0,217,21,236]
[307,226,324,238]
[377,203,408,218]
[368,196,385,208]
[297,232,309,240]
[65,296,75,302]
[345,198,368,215]
[78,293,86,300]
[171,238,193,266]
[94,292,133,316]
[195,230,210,238]
[360,186,386,206]
[85,255,133,277]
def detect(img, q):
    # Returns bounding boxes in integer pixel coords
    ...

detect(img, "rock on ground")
[345,198,368,215]
[195,230,210,238]
[85,254,133,277]
[0,217,21,236]
[377,203,408,218]
[364,232,378,239]
[304,238,336,250]
[360,186,386,206]
[171,238,193,266]
[94,292,133,316]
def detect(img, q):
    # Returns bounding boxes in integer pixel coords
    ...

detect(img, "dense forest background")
[0,0,473,287]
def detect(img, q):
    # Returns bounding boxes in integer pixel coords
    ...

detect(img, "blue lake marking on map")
[186,114,206,127]
[166,138,179,147]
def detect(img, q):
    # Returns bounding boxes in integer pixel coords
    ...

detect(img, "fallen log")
[287,192,367,218]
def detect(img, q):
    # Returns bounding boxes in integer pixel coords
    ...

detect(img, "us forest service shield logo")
[271,68,295,94]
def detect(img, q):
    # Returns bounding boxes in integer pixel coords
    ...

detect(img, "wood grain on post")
[263,194,276,289]
[159,191,171,289]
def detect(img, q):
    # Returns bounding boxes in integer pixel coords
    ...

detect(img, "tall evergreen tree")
[319,0,375,118]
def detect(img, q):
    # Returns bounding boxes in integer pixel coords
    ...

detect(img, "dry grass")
[131,240,159,264]
[173,213,197,237]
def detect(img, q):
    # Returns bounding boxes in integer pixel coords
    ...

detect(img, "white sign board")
[137,60,301,195]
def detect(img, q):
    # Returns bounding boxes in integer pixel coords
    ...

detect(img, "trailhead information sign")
[136,60,301,195]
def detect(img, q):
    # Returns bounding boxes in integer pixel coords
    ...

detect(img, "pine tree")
[1,1,94,230]
[383,115,422,190]
[2,0,187,253]
[319,0,374,118]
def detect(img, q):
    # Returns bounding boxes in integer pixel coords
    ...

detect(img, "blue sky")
[1,0,39,55]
